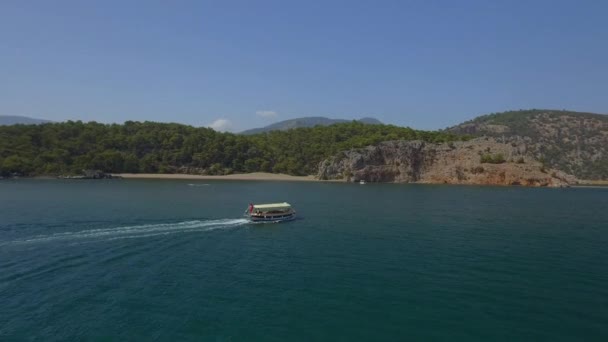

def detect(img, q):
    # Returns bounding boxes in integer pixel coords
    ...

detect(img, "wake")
[2,218,249,246]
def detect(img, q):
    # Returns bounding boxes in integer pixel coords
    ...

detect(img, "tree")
[1,155,32,175]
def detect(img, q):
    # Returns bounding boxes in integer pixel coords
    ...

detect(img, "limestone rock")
[318,137,578,187]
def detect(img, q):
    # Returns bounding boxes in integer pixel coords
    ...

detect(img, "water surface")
[1,180,607,341]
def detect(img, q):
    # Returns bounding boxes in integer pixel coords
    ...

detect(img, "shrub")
[472,166,485,174]
[455,166,466,180]
[480,153,506,164]
[517,157,525,164]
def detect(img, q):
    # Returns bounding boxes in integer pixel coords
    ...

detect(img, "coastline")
[578,180,608,186]
[6,173,607,187]
[112,172,327,182]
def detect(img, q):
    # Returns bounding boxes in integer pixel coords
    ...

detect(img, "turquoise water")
[1,180,607,341]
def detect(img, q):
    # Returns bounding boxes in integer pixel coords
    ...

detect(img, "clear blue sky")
[1,0,607,131]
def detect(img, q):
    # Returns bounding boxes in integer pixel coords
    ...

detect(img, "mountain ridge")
[0,115,52,125]
[240,116,382,134]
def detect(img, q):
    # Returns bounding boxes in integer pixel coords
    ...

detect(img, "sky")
[1,0,607,131]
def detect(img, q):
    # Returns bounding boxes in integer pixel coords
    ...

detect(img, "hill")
[240,116,382,135]
[2,109,605,183]
[0,120,461,177]
[447,110,608,179]
[0,115,52,125]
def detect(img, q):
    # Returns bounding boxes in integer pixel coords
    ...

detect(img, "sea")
[1,179,607,341]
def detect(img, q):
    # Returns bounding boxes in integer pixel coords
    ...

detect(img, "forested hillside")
[447,110,608,179]
[0,121,464,177]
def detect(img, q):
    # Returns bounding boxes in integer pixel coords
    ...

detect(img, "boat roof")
[253,202,291,210]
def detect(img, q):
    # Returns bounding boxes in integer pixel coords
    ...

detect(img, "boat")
[244,202,296,223]
[359,180,366,184]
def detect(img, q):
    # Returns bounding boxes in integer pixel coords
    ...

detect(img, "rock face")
[317,138,577,187]
[447,110,608,180]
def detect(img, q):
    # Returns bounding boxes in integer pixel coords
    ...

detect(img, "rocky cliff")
[447,110,608,180]
[318,137,577,187]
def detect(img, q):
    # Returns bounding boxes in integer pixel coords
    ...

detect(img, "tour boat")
[244,202,296,223]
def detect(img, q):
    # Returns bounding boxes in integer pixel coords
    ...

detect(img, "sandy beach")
[113,172,324,182]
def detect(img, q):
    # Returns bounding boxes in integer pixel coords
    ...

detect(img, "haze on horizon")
[1,0,607,132]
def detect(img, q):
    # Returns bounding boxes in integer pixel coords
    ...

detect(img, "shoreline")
[5,173,607,187]
[112,172,328,182]
[578,180,608,186]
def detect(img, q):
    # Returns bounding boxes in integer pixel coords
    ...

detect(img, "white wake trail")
[3,218,249,246]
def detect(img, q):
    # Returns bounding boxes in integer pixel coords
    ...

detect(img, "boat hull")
[247,212,296,223]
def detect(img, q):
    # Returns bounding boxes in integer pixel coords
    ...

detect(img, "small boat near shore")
[245,202,296,223]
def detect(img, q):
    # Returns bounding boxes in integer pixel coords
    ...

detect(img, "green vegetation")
[0,121,466,177]
[585,159,608,179]
[463,109,607,129]
[480,153,506,164]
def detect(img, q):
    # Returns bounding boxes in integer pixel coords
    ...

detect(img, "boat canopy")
[253,202,292,211]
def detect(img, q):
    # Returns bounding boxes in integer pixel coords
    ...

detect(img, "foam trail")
[3,218,249,246]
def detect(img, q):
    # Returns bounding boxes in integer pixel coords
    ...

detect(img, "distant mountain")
[240,116,382,135]
[357,117,383,125]
[0,115,52,125]
[447,109,608,180]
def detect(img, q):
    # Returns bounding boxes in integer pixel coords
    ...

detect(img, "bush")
[517,157,525,164]
[472,166,485,174]
[480,153,506,164]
